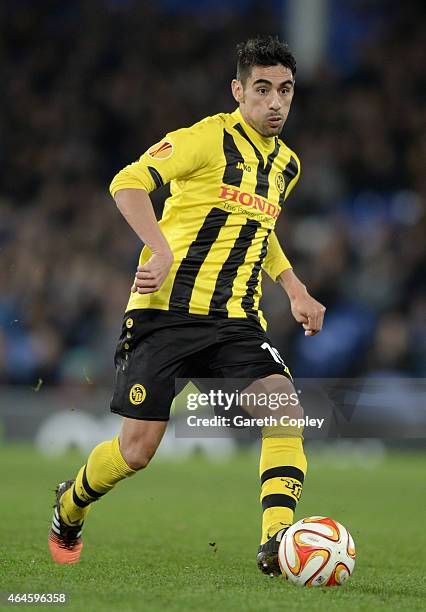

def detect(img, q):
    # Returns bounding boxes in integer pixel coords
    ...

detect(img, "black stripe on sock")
[260,466,305,486]
[208,219,260,313]
[147,166,164,189]
[72,486,91,508]
[262,494,297,512]
[82,465,103,499]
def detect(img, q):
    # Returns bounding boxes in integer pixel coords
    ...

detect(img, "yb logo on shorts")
[129,384,146,406]
[280,477,302,500]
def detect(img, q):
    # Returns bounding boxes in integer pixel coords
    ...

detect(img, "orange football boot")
[48,480,84,564]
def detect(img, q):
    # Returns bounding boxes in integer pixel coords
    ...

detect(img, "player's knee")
[122,449,152,471]
[290,396,304,420]
[121,441,158,471]
[278,376,304,418]
[254,374,304,420]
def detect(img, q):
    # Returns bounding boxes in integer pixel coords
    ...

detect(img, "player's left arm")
[265,152,325,336]
[278,268,326,337]
[264,234,325,336]
[263,231,292,281]
[263,148,301,282]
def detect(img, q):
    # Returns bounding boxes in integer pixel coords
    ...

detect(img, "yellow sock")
[259,426,307,544]
[60,436,135,526]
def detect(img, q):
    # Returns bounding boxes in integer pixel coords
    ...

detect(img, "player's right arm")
[110,118,219,293]
[113,188,173,294]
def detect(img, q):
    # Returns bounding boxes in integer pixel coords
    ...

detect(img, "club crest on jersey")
[147,140,173,160]
[129,384,147,405]
[275,172,285,193]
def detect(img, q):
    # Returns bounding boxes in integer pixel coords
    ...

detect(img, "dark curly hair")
[236,35,296,85]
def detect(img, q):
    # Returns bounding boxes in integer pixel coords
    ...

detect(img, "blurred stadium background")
[0,0,424,452]
[1,3,425,609]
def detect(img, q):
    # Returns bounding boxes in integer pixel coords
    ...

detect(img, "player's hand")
[289,288,326,336]
[131,251,174,294]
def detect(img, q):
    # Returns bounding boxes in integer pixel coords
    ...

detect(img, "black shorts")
[110,309,292,421]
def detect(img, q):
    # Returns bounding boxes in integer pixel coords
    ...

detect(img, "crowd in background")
[1,0,424,388]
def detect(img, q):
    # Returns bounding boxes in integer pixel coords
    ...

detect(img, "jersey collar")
[232,107,278,154]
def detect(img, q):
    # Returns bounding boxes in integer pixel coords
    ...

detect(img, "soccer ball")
[278,516,356,587]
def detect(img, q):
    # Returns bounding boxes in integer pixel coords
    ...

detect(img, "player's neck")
[235,107,276,149]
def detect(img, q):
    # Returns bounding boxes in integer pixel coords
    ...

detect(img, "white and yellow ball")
[278,516,356,587]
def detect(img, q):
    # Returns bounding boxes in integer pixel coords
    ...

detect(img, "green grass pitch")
[1,444,425,611]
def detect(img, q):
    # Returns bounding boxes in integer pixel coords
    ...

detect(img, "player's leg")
[48,310,216,564]
[48,310,175,564]
[240,373,306,541]
[251,374,307,575]
[209,320,307,575]
[49,419,167,564]
[59,418,167,524]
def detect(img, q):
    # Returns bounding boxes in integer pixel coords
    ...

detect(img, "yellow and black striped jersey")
[110,107,300,328]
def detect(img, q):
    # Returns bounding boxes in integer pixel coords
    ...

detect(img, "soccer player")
[48,35,325,574]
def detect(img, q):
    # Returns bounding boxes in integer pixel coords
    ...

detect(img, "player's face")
[232,64,295,137]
